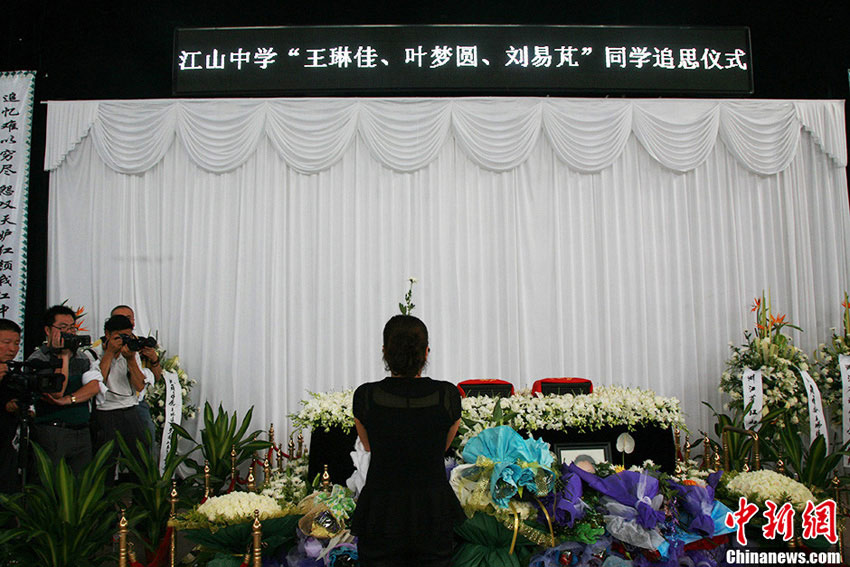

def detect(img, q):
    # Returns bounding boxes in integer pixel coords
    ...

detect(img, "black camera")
[3,359,64,398]
[59,332,92,352]
[119,334,157,352]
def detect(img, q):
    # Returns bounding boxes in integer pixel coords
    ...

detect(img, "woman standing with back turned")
[351,315,465,567]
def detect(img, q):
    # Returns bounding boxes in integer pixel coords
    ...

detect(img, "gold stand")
[230,445,238,490]
[204,460,211,499]
[250,509,263,567]
[722,425,760,471]
[833,476,845,561]
[118,509,128,567]
[268,423,276,469]
[322,464,331,492]
[247,465,256,492]
[170,481,178,567]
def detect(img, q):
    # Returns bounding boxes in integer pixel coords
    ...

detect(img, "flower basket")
[171,492,302,562]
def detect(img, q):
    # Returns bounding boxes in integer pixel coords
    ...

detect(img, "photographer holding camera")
[89,314,153,483]
[110,305,161,442]
[27,305,103,474]
[0,318,22,492]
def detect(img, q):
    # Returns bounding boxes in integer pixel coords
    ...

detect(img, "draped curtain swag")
[44,97,849,439]
[46,98,847,174]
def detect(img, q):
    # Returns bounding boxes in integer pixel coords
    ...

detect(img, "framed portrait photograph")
[554,442,612,471]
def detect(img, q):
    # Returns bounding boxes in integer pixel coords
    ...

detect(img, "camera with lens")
[59,332,92,352]
[119,334,157,352]
[3,359,64,399]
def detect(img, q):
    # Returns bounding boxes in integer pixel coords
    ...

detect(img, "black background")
[1,1,848,353]
[173,26,753,95]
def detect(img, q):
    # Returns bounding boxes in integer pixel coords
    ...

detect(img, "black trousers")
[357,530,455,567]
[31,423,92,474]
[92,406,148,484]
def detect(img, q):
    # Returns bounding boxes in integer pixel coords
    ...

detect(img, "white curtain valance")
[45,98,847,176]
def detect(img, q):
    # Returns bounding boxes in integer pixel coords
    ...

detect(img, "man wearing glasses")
[27,305,103,473]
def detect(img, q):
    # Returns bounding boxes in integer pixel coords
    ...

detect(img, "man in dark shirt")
[27,305,103,474]
[0,318,22,492]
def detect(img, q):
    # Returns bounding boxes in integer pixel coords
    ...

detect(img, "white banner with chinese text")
[742,368,764,430]
[0,72,34,336]
[159,370,182,476]
[840,354,850,467]
[798,367,828,452]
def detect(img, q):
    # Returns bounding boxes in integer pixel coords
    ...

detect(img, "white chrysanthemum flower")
[726,470,815,511]
[197,492,283,522]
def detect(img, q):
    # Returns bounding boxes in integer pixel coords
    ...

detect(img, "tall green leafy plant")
[116,431,187,561]
[768,411,850,494]
[704,401,784,471]
[173,402,272,496]
[0,442,127,567]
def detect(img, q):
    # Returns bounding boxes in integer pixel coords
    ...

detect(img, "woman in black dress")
[352,315,465,567]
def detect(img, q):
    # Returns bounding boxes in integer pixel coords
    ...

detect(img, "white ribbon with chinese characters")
[742,368,764,430]
[839,354,850,467]
[797,367,828,452]
[158,370,183,476]
[0,72,34,339]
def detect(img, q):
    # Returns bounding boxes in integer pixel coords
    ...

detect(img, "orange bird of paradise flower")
[751,298,761,312]
[73,306,88,332]
[769,314,786,327]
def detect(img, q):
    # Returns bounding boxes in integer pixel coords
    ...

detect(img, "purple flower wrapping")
[538,468,586,528]
[569,464,665,530]
[666,471,723,537]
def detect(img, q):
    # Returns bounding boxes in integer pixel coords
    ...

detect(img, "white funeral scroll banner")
[839,354,850,467]
[798,367,828,452]
[0,71,34,335]
[159,370,183,475]
[742,368,764,430]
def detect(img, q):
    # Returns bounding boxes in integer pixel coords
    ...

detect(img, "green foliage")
[703,401,784,471]
[767,411,850,494]
[0,442,127,567]
[172,402,272,496]
[116,430,188,558]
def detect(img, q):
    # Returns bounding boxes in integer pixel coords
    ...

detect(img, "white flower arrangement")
[196,492,285,523]
[457,386,685,448]
[290,389,356,433]
[145,351,198,437]
[260,456,311,506]
[813,294,850,426]
[725,470,815,511]
[290,386,685,446]
[719,294,812,424]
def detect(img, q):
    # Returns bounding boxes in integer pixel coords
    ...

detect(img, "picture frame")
[554,442,612,468]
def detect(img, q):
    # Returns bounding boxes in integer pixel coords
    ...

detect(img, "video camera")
[59,332,92,352]
[119,334,157,352]
[2,359,64,397]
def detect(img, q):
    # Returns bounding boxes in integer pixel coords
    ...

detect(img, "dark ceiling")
[3,1,848,100]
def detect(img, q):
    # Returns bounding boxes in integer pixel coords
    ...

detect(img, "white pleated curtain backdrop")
[44,98,849,439]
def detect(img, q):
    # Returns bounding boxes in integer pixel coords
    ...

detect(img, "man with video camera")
[89,314,154,483]
[0,318,22,492]
[27,305,103,474]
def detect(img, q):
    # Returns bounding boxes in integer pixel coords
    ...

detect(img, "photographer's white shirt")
[87,346,154,411]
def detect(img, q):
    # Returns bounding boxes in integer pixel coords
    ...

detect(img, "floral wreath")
[814,293,850,426]
[719,292,813,426]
